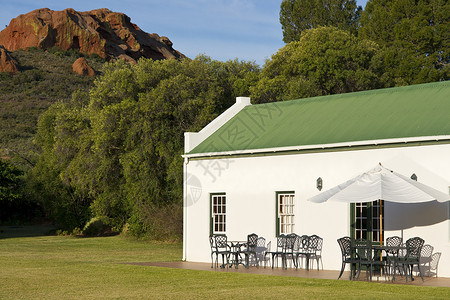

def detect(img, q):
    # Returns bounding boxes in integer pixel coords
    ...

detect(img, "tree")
[0,159,42,224]
[251,27,383,103]
[0,159,23,202]
[359,0,449,84]
[280,0,362,43]
[31,56,259,236]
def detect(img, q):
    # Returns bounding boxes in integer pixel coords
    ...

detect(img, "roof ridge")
[251,81,449,108]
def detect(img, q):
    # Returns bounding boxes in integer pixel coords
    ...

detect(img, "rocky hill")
[0,48,104,162]
[0,8,184,63]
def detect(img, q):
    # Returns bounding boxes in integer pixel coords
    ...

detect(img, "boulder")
[0,8,185,62]
[72,57,95,76]
[0,45,19,73]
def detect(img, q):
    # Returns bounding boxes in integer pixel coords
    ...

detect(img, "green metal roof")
[188,81,450,155]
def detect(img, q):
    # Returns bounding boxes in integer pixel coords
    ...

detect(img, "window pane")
[278,193,295,235]
[212,195,226,234]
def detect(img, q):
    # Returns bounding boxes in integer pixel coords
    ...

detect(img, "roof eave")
[182,135,450,159]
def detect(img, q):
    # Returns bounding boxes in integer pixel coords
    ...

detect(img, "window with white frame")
[277,192,295,235]
[211,194,226,234]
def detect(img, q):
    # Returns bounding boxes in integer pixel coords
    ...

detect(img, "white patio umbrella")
[308,164,450,243]
[308,164,450,204]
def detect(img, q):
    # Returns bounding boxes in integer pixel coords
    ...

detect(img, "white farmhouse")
[182,81,450,277]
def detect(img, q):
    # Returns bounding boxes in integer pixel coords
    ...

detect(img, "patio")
[128,261,450,287]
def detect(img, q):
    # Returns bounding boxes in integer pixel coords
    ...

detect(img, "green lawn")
[0,227,449,299]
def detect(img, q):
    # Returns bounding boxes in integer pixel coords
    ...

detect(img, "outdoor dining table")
[350,243,407,281]
[227,241,247,269]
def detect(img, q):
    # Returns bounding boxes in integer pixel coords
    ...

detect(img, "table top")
[372,245,406,250]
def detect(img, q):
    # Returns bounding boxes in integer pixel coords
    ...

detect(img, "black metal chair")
[427,252,441,277]
[418,244,434,276]
[213,235,231,268]
[209,236,218,268]
[353,239,373,280]
[294,235,310,270]
[283,233,298,269]
[240,233,259,268]
[255,237,269,267]
[267,234,286,269]
[384,236,403,275]
[337,236,358,280]
[259,240,271,268]
[308,235,323,270]
[393,237,425,282]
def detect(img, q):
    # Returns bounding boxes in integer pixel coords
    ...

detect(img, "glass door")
[351,200,384,243]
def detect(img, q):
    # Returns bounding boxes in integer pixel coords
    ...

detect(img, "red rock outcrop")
[0,45,19,73]
[0,8,185,62]
[72,57,95,76]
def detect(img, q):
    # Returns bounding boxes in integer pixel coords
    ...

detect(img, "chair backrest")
[254,237,266,261]
[430,252,441,272]
[285,233,297,253]
[247,233,258,249]
[299,235,310,251]
[385,235,403,255]
[405,237,424,259]
[386,236,402,247]
[309,235,323,253]
[256,236,266,248]
[337,236,352,258]
[266,241,271,252]
[209,236,215,251]
[276,234,286,251]
[214,235,228,251]
[421,244,434,261]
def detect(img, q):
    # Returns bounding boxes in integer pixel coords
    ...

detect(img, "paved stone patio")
[128,261,450,287]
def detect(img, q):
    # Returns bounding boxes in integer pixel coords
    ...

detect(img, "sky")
[0,0,368,67]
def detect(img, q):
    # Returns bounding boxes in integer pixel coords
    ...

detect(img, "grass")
[0,226,449,299]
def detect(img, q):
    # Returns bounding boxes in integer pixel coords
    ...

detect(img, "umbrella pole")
[379,200,383,268]
[380,200,383,246]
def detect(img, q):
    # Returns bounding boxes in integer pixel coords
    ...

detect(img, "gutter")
[182,135,450,159]
[182,157,188,261]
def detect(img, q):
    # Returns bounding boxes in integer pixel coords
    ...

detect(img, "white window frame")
[277,192,295,235]
[211,193,226,234]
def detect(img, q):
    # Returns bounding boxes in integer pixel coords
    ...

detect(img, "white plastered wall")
[184,143,450,277]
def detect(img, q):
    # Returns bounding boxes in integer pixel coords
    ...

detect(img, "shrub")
[82,216,113,236]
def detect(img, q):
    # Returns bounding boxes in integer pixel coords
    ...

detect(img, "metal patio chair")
[384,236,403,275]
[308,235,323,270]
[337,236,358,280]
[418,244,434,275]
[427,252,441,277]
[209,235,218,268]
[392,237,425,282]
[353,238,375,280]
[283,233,298,269]
[294,235,310,270]
[240,233,259,268]
[266,234,286,269]
[213,235,231,268]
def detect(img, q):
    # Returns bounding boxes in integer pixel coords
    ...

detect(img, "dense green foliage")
[0,159,22,202]
[359,0,449,85]
[30,57,258,236]
[280,0,362,42]
[250,27,383,102]
[0,159,42,224]
[280,0,449,84]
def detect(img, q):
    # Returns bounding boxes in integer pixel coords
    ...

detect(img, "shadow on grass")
[0,224,57,239]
